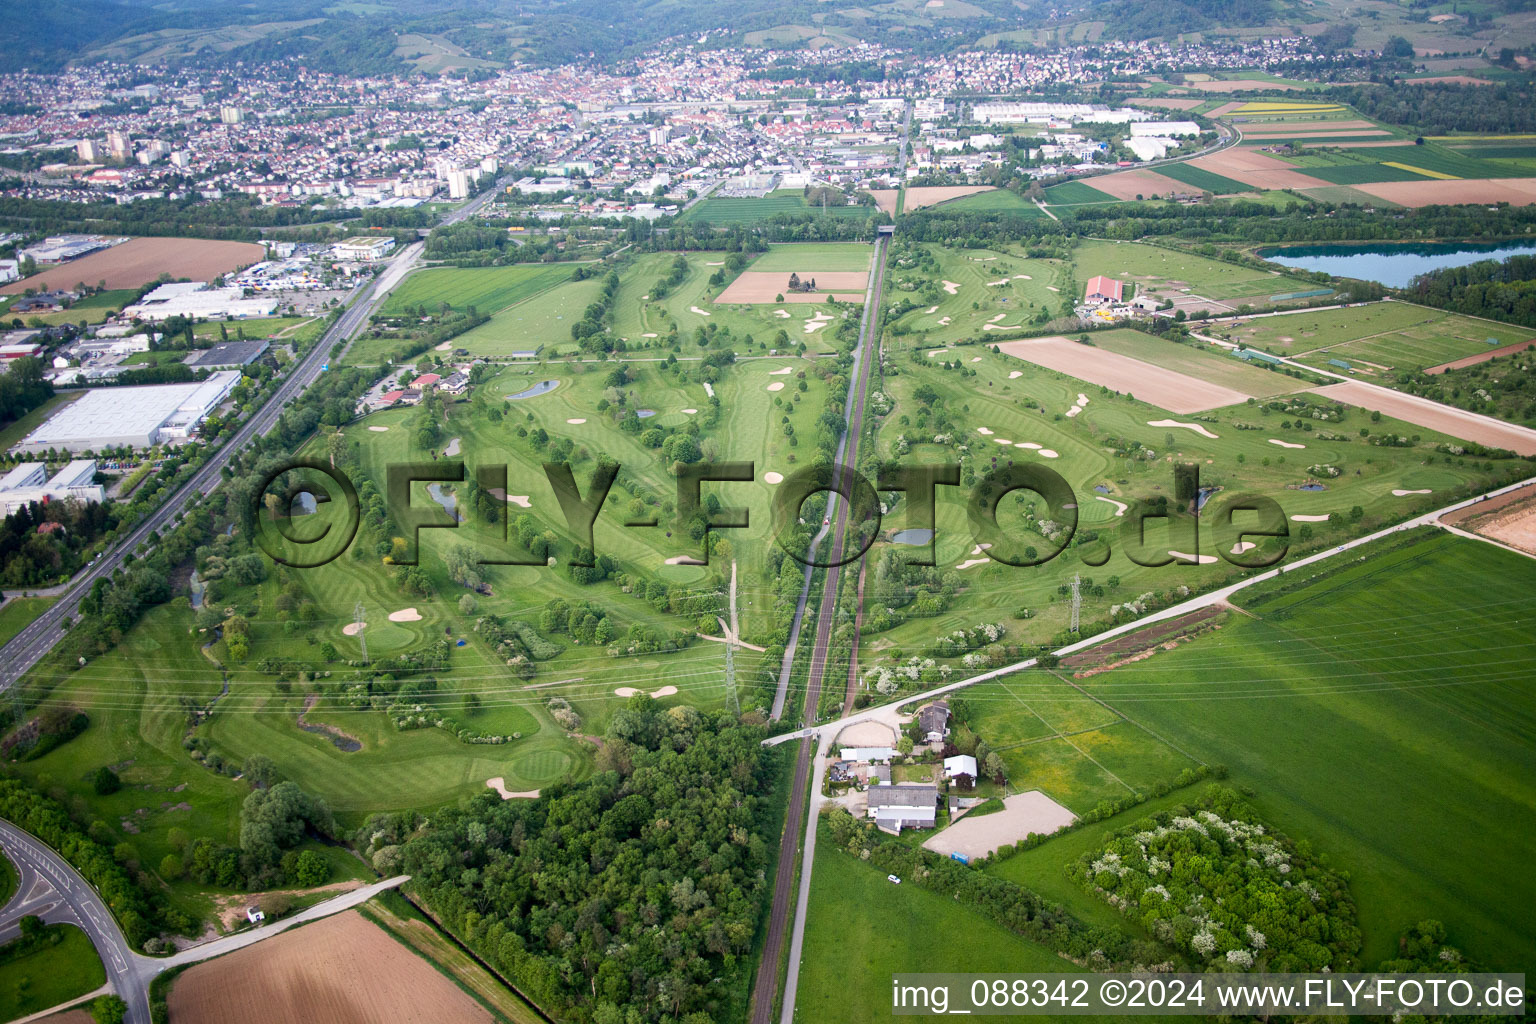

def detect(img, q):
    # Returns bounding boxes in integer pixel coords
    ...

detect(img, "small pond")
[506,379,559,400]
[891,528,934,545]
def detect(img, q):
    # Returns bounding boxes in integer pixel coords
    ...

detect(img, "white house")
[943,754,978,780]
[245,906,265,924]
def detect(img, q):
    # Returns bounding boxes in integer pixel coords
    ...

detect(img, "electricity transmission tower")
[354,601,368,663]
[1069,573,1082,634]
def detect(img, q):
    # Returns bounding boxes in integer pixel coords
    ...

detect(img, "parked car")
[887,875,901,884]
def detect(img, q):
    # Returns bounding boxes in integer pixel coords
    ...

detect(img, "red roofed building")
[412,373,441,388]
[1085,275,1124,305]
[376,389,406,407]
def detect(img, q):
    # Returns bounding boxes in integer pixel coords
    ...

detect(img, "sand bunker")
[443,437,461,456]
[804,313,833,334]
[703,383,715,398]
[1008,370,1023,379]
[1066,393,1090,418]
[988,314,1006,324]
[993,437,1014,445]
[1269,438,1305,449]
[937,317,952,326]
[488,488,532,507]
[1149,419,1219,439]
[764,471,784,484]
[925,306,938,314]
[435,340,454,351]
[1231,541,1257,555]
[956,558,991,570]
[486,778,540,800]
[388,608,422,622]
[1096,495,1128,517]
[942,281,960,294]
[566,418,586,424]
[1169,551,1218,564]
[1291,514,1331,522]
[690,306,712,316]
[682,408,697,414]
[368,426,389,432]
[343,622,366,636]
[930,349,950,358]
[614,685,680,698]
[982,323,1023,332]
[664,556,705,565]
[770,366,793,375]
[775,310,792,319]
[1038,449,1059,458]
[642,332,658,338]
[1014,274,1032,280]
[1393,488,1432,496]
[977,427,994,435]
[767,381,785,392]
[1015,442,1041,450]
[987,279,1009,287]
[705,261,723,266]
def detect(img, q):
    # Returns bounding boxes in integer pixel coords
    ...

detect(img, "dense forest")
[0,496,118,589]
[366,703,775,1023]
[1324,80,1536,135]
[1403,253,1536,326]
[0,357,53,432]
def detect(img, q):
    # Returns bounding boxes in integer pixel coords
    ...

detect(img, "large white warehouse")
[15,371,241,453]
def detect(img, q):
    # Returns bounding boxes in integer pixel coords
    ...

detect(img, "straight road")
[0,241,426,689]
[750,102,909,1024]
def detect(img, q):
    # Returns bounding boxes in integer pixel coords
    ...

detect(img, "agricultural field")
[796,824,1094,1024]
[0,288,136,327]
[379,264,577,318]
[0,238,265,295]
[1149,161,1254,195]
[0,924,106,1021]
[681,193,874,225]
[1042,180,1115,206]
[164,909,496,1023]
[192,315,324,346]
[1067,532,1536,969]
[1221,301,1536,374]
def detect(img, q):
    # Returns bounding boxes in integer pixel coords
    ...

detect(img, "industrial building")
[332,236,396,261]
[183,340,270,370]
[122,282,277,321]
[15,371,241,453]
[0,460,105,515]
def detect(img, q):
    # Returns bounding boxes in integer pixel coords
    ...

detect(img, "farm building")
[1084,276,1124,305]
[15,371,240,452]
[839,746,897,762]
[1233,348,1283,365]
[868,784,939,833]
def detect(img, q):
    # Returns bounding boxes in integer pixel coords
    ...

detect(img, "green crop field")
[1154,162,1254,195]
[748,242,875,272]
[1294,162,1435,184]
[1316,145,1504,179]
[1227,301,1533,373]
[193,315,324,344]
[0,924,106,1020]
[1044,180,1115,205]
[1065,532,1536,969]
[941,188,1046,214]
[681,194,872,225]
[1,288,137,327]
[796,823,1092,1024]
[379,263,577,317]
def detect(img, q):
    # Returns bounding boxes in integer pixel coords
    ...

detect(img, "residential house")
[943,754,978,780]
[916,701,950,744]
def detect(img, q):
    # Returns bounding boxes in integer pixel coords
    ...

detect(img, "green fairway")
[0,924,106,1020]
[1228,301,1533,373]
[1073,532,1536,968]
[886,242,1066,347]
[1153,162,1254,195]
[379,263,577,317]
[1083,328,1309,398]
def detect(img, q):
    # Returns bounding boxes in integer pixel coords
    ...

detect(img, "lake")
[1261,240,1536,288]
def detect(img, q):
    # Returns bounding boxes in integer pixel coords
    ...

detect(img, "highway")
[0,239,427,689]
